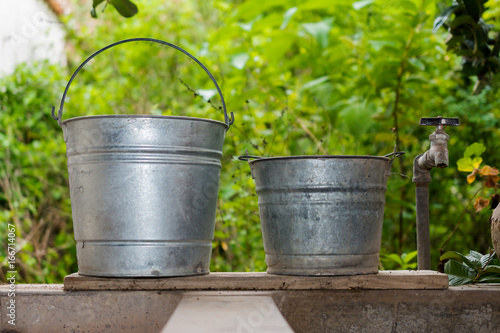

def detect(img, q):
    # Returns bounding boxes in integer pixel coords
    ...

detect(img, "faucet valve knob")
[419,116,460,128]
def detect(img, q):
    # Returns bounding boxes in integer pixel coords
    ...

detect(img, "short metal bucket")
[52,38,234,277]
[241,154,400,276]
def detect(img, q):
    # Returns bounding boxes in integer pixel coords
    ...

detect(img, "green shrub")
[0,62,77,283]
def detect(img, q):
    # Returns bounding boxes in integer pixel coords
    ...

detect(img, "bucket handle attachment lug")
[51,37,234,130]
[382,151,405,159]
[238,149,262,179]
[237,154,264,162]
[382,150,405,177]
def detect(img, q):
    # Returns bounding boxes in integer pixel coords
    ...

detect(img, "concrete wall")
[1,284,499,333]
[274,287,500,333]
[0,0,66,76]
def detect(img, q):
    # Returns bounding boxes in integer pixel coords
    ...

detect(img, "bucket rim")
[248,155,390,165]
[61,114,229,129]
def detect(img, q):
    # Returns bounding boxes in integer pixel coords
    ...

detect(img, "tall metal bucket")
[240,153,402,276]
[52,38,234,277]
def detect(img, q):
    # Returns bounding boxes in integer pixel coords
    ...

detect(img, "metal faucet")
[412,116,459,270]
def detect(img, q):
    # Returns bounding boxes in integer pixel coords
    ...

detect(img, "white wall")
[0,0,66,76]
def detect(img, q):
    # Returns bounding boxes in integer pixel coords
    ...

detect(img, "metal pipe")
[413,131,448,270]
[415,182,431,270]
[412,116,459,271]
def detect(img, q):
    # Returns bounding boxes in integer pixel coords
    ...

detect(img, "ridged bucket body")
[63,115,226,277]
[249,156,390,276]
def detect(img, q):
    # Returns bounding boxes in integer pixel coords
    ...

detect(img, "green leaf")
[237,21,254,32]
[450,15,480,30]
[352,0,376,10]
[386,253,404,266]
[231,53,250,70]
[477,276,500,283]
[300,0,353,10]
[482,265,500,274]
[444,260,475,286]
[302,18,334,48]
[91,0,138,18]
[301,76,330,90]
[446,35,465,51]
[405,76,429,85]
[91,0,105,18]
[262,31,296,65]
[469,250,484,259]
[456,157,473,171]
[464,142,486,158]
[339,102,376,139]
[463,0,482,22]
[281,7,298,30]
[93,0,106,8]
[457,156,482,172]
[464,254,483,270]
[480,252,495,267]
[368,40,398,52]
[440,251,481,270]
[110,0,138,18]
[449,275,474,286]
[472,156,483,168]
[441,251,465,261]
[491,256,500,266]
[408,58,426,71]
[433,4,460,32]
[402,250,418,264]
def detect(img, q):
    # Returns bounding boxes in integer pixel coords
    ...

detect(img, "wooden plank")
[160,295,295,333]
[64,271,449,291]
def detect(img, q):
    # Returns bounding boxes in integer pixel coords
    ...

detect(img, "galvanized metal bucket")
[240,152,403,276]
[52,38,234,277]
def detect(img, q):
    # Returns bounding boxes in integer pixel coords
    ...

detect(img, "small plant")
[380,251,418,270]
[440,250,500,285]
[457,142,499,212]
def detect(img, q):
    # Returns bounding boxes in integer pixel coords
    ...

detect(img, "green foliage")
[380,250,418,270]
[0,62,77,283]
[3,0,500,282]
[434,0,500,93]
[441,250,500,285]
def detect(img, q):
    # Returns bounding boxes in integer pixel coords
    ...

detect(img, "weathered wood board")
[64,270,449,291]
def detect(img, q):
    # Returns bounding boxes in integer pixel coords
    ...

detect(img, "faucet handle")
[419,116,460,127]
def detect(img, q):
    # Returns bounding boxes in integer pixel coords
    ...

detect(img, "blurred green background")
[2,0,500,283]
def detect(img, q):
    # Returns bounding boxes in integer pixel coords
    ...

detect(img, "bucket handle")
[51,37,234,129]
[238,150,405,161]
[239,149,405,178]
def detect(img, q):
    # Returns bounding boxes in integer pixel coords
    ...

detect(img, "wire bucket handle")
[51,37,234,129]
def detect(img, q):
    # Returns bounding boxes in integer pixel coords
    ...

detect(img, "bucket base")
[265,253,379,276]
[76,241,212,277]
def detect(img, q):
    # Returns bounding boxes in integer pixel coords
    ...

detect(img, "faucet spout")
[413,128,450,182]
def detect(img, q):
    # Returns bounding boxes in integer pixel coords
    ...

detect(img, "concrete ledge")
[63,270,449,291]
[274,287,500,333]
[1,285,500,333]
